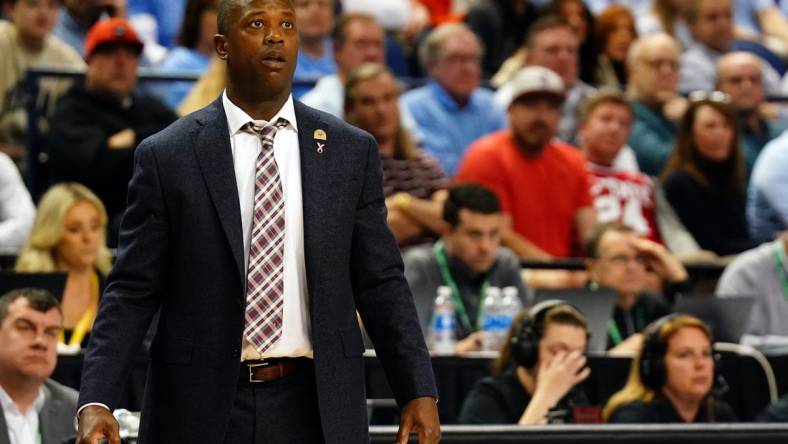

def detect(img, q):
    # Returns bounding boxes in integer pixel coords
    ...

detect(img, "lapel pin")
[313,129,327,154]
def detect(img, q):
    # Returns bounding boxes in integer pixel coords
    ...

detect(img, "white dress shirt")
[0,152,35,254]
[0,384,46,444]
[222,91,313,360]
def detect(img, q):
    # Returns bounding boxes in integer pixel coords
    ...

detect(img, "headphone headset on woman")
[510,299,588,369]
[638,313,725,394]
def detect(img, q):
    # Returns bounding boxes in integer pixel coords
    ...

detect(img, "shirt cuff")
[74,403,111,432]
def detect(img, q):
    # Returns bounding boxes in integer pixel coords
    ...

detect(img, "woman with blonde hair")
[604,314,737,423]
[16,183,112,347]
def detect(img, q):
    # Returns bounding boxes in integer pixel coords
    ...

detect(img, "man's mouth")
[261,55,286,69]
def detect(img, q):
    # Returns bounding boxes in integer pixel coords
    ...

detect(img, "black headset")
[510,299,587,369]
[639,313,724,393]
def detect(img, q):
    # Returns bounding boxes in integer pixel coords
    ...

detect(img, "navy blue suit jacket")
[78,98,437,443]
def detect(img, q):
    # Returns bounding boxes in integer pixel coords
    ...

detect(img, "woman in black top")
[661,93,755,256]
[458,301,591,424]
[605,314,737,423]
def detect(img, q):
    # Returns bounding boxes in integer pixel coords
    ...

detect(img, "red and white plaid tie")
[244,118,289,354]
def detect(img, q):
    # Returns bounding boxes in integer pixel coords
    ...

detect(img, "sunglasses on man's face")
[688,90,731,104]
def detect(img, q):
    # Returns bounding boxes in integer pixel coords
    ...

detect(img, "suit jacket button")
[231,349,240,358]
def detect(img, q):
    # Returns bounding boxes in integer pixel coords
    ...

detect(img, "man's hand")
[608,333,644,356]
[534,350,590,407]
[661,95,689,122]
[397,396,440,444]
[519,350,590,425]
[454,331,485,355]
[107,129,136,150]
[631,237,688,283]
[76,405,121,444]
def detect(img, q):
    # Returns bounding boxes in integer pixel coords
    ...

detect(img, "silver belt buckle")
[248,361,271,383]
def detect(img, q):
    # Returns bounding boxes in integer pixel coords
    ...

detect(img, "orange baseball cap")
[84,18,144,60]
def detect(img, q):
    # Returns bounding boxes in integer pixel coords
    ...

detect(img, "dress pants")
[223,360,325,443]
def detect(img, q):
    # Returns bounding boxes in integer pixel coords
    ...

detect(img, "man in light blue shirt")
[748,129,788,243]
[400,23,505,177]
[301,13,384,117]
[52,0,112,56]
[292,0,337,98]
[679,0,780,95]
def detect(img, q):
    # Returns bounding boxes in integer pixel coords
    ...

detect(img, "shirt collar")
[222,90,299,137]
[0,383,46,415]
[428,81,477,112]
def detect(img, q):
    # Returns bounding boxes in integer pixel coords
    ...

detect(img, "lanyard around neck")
[433,240,489,332]
[58,271,99,347]
[607,306,644,346]
[773,241,788,301]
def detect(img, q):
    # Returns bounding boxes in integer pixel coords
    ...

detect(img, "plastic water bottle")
[429,286,456,355]
[481,286,505,351]
[501,286,522,332]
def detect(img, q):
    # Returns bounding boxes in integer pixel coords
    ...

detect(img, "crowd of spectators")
[4,0,788,438]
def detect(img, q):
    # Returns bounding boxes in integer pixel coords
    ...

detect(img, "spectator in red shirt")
[455,66,595,259]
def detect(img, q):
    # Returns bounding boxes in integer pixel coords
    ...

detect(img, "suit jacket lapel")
[295,101,328,294]
[39,384,55,444]
[192,98,245,281]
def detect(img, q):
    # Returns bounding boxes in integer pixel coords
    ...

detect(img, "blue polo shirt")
[628,100,677,177]
[400,82,505,177]
[294,39,337,99]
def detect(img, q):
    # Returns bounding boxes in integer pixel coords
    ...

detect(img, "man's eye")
[282,21,293,29]
[251,19,263,28]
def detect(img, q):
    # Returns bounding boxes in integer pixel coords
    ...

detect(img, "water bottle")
[481,286,505,351]
[429,286,456,355]
[501,286,522,333]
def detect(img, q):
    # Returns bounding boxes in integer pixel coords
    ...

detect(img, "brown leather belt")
[240,358,308,383]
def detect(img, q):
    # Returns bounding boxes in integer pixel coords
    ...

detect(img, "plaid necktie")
[244,117,289,354]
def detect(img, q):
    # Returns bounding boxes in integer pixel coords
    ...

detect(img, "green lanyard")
[773,241,788,301]
[608,321,623,345]
[607,306,644,346]
[433,240,489,332]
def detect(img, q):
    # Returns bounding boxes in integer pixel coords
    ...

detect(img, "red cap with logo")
[84,18,144,61]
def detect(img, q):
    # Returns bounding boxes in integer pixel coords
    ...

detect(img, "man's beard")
[513,123,552,157]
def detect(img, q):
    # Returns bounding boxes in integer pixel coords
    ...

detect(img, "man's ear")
[214,34,229,60]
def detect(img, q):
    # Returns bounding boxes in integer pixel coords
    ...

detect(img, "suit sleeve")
[350,135,438,408]
[77,140,171,409]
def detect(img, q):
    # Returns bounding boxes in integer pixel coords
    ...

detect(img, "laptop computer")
[673,294,755,343]
[533,288,617,352]
[0,272,68,301]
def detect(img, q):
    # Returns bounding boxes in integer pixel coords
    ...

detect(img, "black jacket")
[48,84,176,227]
[609,397,737,423]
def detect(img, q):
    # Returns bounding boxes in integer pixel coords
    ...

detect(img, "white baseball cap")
[496,66,565,108]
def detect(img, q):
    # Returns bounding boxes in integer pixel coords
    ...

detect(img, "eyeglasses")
[643,58,679,71]
[600,254,646,267]
[688,90,731,104]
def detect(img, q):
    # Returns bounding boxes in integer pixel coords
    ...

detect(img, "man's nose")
[266,28,284,44]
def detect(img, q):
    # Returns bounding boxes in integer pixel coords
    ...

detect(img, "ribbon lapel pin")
[314,129,327,154]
